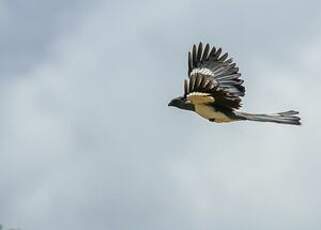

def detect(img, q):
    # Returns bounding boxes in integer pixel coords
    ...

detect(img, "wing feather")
[196,42,203,64]
[188,42,245,109]
[192,45,197,67]
[184,74,241,110]
[202,44,210,60]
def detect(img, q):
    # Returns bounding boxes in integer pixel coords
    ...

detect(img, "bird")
[168,42,301,125]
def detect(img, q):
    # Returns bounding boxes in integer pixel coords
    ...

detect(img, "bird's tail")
[234,110,301,125]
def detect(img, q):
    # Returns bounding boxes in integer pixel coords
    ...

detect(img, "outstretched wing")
[188,42,245,104]
[184,74,242,110]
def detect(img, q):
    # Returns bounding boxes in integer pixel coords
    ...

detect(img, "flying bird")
[168,42,301,125]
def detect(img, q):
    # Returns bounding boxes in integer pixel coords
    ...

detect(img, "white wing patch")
[187,92,215,104]
[190,68,214,77]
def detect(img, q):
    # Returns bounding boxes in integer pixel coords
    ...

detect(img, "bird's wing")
[188,42,245,104]
[184,74,242,110]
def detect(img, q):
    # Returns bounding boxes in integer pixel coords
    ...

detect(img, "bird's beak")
[168,100,174,107]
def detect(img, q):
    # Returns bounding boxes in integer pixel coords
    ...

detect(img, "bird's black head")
[168,96,194,111]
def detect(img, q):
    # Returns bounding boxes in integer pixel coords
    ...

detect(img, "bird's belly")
[194,105,233,123]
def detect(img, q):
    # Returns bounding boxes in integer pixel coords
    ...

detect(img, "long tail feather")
[234,110,301,125]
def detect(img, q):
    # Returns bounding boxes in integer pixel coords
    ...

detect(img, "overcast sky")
[1,0,321,229]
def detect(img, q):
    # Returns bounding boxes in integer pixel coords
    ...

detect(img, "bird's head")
[168,96,194,111]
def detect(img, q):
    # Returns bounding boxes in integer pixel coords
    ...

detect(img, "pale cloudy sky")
[1,0,321,229]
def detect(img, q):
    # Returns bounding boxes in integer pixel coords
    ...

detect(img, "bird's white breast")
[186,92,232,123]
[194,104,232,123]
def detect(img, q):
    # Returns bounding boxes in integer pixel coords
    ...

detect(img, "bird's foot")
[209,118,216,122]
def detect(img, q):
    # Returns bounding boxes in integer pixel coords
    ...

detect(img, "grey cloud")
[0,0,100,77]
[0,0,321,230]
